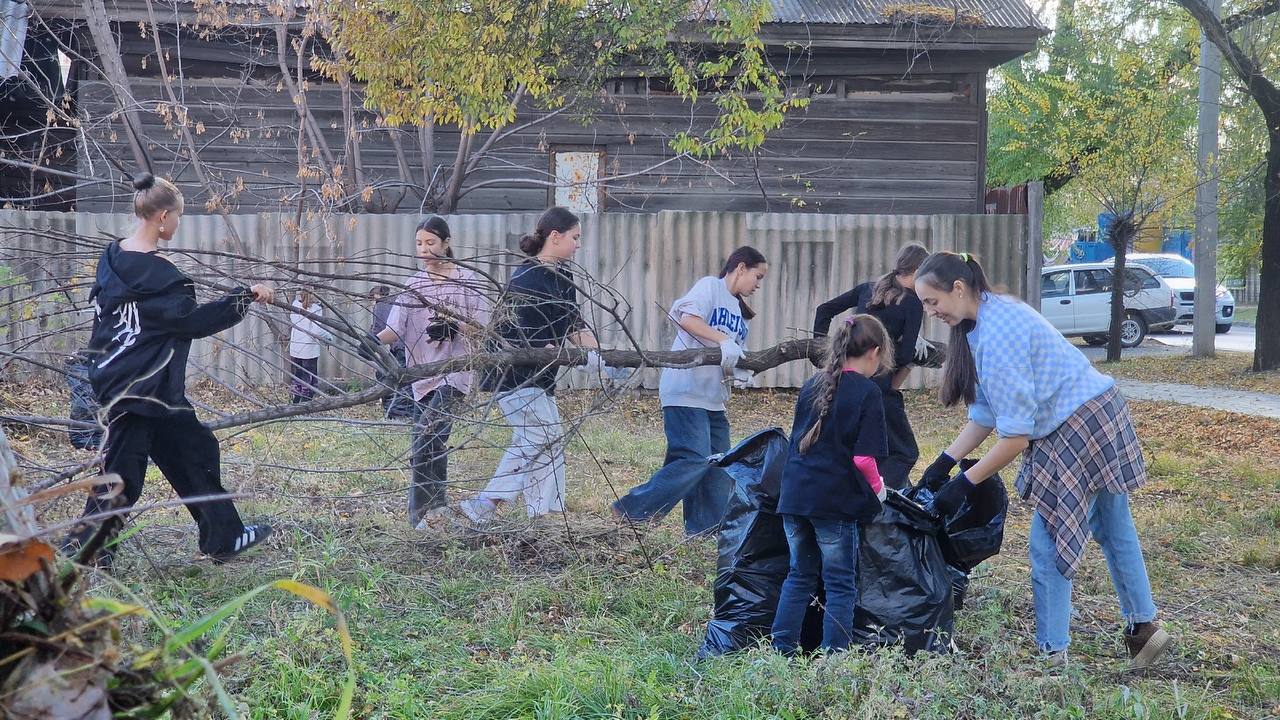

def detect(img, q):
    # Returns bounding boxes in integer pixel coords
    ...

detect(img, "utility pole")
[1191,0,1222,357]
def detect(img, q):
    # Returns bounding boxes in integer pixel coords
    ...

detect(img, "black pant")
[73,410,246,555]
[409,385,463,524]
[872,375,919,491]
[381,346,415,418]
[289,356,320,404]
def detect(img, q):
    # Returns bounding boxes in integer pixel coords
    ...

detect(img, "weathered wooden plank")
[82,75,984,123]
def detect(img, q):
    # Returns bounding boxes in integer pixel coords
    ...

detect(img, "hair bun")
[131,172,156,191]
[518,232,542,256]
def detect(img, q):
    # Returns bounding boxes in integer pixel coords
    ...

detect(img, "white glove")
[731,367,754,389]
[718,339,744,374]
[913,335,934,363]
[876,484,888,503]
[583,350,604,373]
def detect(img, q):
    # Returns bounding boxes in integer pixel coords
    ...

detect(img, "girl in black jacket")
[66,173,273,566]
[812,243,930,490]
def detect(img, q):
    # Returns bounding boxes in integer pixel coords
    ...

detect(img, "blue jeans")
[1029,491,1158,652]
[771,515,860,654]
[612,406,732,536]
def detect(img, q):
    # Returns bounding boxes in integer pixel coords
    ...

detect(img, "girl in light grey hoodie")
[612,247,768,536]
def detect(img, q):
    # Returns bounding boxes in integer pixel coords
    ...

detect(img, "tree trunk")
[418,120,438,209]
[204,338,945,432]
[1256,126,1280,371]
[441,131,473,213]
[337,66,366,212]
[382,127,412,212]
[81,0,150,172]
[1106,221,1134,362]
[275,20,336,177]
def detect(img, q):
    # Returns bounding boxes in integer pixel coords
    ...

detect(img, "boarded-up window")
[552,149,603,213]
[804,74,973,103]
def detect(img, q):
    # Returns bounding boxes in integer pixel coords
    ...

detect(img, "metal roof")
[44,0,1044,32]
[764,0,1046,30]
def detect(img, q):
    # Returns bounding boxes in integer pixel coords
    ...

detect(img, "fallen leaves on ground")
[1130,400,1280,462]
[1102,351,1280,395]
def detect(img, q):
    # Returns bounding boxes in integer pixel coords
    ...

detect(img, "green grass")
[1234,306,1257,325]
[15,388,1280,719]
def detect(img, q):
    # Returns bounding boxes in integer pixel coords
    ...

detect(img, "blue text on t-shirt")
[708,306,747,344]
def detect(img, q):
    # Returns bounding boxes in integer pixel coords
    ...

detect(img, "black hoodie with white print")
[87,242,252,416]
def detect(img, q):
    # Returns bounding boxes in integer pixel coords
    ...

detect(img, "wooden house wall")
[69,28,988,216]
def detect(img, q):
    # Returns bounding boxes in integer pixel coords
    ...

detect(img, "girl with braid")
[770,315,892,654]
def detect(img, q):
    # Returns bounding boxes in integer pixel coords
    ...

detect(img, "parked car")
[1041,262,1178,347]
[1128,253,1235,333]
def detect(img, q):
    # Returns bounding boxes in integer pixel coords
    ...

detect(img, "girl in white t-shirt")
[612,247,768,536]
[288,289,334,403]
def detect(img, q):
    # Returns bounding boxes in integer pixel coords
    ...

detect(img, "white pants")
[479,387,566,517]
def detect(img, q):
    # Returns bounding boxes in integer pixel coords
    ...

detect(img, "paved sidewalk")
[1116,379,1280,420]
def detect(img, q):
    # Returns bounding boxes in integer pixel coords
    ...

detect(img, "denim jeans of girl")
[1029,490,1158,652]
[771,514,860,653]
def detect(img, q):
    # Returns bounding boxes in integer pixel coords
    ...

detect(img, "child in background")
[288,289,334,404]
[771,314,893,654]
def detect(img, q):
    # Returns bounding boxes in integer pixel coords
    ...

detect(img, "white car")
[1128,253,1235,333]
[1041,262,1178,348]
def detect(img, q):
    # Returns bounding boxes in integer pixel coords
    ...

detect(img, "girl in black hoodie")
[66,173,273,566]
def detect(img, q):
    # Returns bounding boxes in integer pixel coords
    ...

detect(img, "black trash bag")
[698,427,826,658]
[850,490,954,653]
[949,565,970,612]
[64,353,102,450]
[909,459,1008,572]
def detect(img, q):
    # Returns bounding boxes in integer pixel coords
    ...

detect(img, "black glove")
[425,320,460,342]
[918,452,958,492]
[356,331,381,361]
[932,471,977,517]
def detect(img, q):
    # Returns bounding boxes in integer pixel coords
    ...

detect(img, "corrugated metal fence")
[1,210,1027,390]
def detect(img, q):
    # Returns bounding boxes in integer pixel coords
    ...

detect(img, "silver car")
[1128,253,1235,333]
[1041,262,1178,348]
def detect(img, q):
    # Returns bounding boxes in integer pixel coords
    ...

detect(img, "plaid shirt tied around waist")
[1015,385,1146,579]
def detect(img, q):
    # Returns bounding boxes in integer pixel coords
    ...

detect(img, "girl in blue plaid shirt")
[912,251,1172,670]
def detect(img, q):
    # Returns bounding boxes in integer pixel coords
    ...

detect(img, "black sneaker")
[211,524,273,564]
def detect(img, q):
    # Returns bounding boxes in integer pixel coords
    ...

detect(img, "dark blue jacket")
[777,370,888,522]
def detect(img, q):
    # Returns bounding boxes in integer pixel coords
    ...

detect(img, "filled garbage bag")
[698,428,957,658]
[698,427,811,658]
[909,459,1008,572]
[850,490,954,653]
[64,353,102,450]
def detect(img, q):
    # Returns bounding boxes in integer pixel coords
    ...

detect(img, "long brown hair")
[915,251,992,408]
[718,246,767,321]
[869,243,929,309]
[798,314,893,454]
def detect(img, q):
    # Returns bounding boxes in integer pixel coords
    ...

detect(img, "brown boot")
[1124,622,1172,669]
